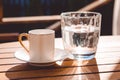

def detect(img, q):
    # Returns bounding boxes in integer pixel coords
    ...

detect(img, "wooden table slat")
[0,63,120,80]
[0,36,120,80]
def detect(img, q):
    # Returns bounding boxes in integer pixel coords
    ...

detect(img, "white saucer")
[14,48,69,66]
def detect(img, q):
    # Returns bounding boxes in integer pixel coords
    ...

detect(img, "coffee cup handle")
[18,33,29,53]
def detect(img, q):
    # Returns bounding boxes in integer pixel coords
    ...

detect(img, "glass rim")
[61,11,101,18]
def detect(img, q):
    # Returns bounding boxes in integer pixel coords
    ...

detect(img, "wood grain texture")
[0,36,120,80]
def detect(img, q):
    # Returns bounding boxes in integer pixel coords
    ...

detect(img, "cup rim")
[29,29,55,35]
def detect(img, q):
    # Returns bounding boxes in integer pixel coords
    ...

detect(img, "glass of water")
[61,11,101,60]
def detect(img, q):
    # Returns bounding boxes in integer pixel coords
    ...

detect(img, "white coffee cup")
[18,29,55,63]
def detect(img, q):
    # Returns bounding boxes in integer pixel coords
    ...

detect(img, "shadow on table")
[53,58,100,80]
[68,58,100,80]
[108,58,120,80]
[5,58,100,80]
[5,60,74,80]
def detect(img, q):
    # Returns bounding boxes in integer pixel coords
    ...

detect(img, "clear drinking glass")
[61,11,101,60]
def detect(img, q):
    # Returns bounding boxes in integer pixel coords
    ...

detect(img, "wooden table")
[0,36,120,80]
